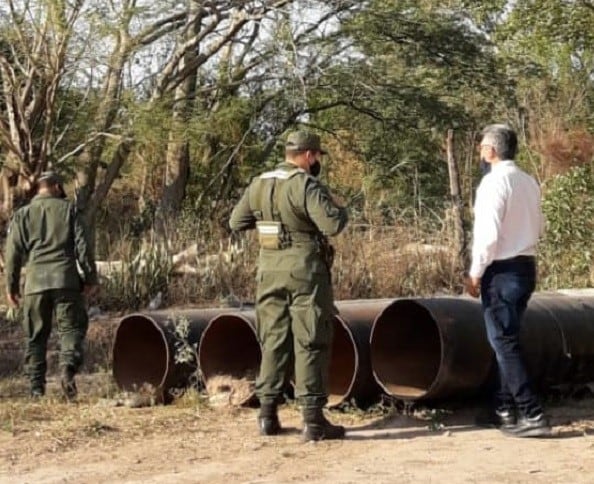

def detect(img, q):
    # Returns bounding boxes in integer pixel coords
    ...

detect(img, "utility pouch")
[256,221,283,249]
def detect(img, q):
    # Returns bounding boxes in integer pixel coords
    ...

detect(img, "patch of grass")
[172,387,211,409]
[412,406,453,431]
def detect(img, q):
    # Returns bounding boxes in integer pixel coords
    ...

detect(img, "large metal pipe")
[332,300,392,407]
[370,292,594,401]
[198,303,390,407]
[521,293,594,390]
[197,311,261,405]
[370,296,491,401]
[112,308,234,402]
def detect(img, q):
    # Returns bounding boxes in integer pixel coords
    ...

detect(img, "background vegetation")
[1,0,593,312]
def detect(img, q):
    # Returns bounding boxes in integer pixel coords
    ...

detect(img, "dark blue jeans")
[481,256,542,418]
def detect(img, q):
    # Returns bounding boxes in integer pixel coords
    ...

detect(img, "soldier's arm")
[72,206,98,286]
[229,185,256,231]
[304,178,349,236]
[4,212,26,297]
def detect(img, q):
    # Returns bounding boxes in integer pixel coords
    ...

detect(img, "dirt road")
[1,375,594,484]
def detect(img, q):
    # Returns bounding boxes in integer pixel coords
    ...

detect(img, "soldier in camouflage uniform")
[5,171,98,399]
[229,131,348,441]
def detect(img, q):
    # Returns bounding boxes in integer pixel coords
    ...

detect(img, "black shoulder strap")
[264,178,278,222]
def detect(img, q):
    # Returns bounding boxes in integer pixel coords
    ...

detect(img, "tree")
[0,0,86,216]
[305,0,505,220]
[458,0,594,180]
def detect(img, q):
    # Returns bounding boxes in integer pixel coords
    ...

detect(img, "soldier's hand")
[6,292,20,308]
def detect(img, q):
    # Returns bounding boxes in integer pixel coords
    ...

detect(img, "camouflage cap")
[285,130,327,154]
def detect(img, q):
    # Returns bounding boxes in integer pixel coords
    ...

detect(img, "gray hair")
[481,124,518,160]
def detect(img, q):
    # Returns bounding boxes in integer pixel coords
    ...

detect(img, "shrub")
[539,164,594,289]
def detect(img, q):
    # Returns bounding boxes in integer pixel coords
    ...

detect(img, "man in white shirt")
[466,124,550,438]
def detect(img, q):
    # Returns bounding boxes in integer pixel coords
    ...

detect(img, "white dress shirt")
[469,160,544,278]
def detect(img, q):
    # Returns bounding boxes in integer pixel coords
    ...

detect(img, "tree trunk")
[445,129,466,268]
[155,2,200,239]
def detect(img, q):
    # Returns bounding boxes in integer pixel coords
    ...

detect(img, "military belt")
[286,231,318,244]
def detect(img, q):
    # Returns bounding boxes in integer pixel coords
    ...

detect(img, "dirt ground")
[1,374,594,484]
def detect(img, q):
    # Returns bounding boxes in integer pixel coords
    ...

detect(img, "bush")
[539,164,594,289]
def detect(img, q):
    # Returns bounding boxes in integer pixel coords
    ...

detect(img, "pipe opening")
[199,314,261,384]
[327,317,357,406]
[371,300,441,398]
[113,315,169,391]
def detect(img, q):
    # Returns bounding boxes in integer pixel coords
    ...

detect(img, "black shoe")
[258,415,282,436]
[30,386,45,399]
[475,407,516,428]
[61,369,77,401]
[502,413,551,438]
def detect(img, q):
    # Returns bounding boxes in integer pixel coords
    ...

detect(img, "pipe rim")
[112,313,170,391]
[198,312,260,405]
[327,315,359,407]
[370,299,444,399]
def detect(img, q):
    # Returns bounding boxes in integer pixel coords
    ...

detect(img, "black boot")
[30,383,45,399]
[258,403,282,436]
[61,367,77,401]
[302,407,345,442]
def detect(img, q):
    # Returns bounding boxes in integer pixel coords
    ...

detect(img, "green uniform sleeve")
[5,211,26,295]
[72,207,98,285]
[304,178,348,236]
[229,185,257,231]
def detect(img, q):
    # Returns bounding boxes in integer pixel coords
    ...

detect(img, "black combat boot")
[302,407,345,442]
[61,367,77,401]
[30,383,45,399]
[258,402,282,436]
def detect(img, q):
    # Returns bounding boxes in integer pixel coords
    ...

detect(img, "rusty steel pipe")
[198,302,390,407]
[332,300,392,407]
[521,292,594,390]
[112,308,235,402]
[370,296,491,401]
[370,292,594,401]
[197,311,261,405]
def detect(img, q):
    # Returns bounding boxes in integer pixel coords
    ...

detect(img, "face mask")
[310,160,321,177]
[480,157,491,176]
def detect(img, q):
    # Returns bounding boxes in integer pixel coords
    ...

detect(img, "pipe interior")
[199,315,261,382]
[113,315,168,391]
[327,317,357,406]
[371,301,441,398]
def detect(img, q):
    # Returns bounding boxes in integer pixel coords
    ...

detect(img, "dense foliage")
[1,0,593,305]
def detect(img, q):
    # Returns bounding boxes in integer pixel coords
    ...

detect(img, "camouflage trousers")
[255,268,335,408]
[22,289,89,390]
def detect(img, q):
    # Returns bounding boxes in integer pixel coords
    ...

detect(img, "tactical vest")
[249,167,318,249]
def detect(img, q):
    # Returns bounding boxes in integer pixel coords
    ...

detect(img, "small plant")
[169,313,197,366]
[413,406,451,432]
[173,386,210,409]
